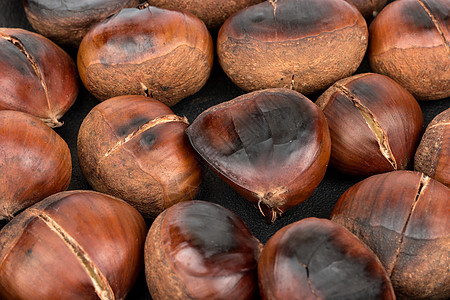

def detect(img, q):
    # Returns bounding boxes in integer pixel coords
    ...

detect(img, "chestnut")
[368,0,450,101]
[316,73,424,176]
[415,108,450,187]
[0,28,78,127]
[23,0,140,48]
[217,0,368,95]
[77,95,202,219]
[344,0,387,18]
[145,200,262,300]
[186,88,330,223]
[331,170,450,299]
[258,217,395,300]
[0,110,71,220]
[0,190,146,299]
[77,4,214,106]
[147,0,264,28]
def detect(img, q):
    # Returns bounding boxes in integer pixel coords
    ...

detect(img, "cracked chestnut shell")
[345,0,387,18]
[0,28,78,127]
[258,217,395,300]
[217,0,368,95]
[77,4,214,106]
[415,108,450,187]
[331,171,450,299]
[145,200,262,300]
[186,88,331,223]
[316,73,424,176]
[23,0,140,48]
[0,110,71,220]
[368,0,450,101]
[0,190,147,300]
[77,95,202,219]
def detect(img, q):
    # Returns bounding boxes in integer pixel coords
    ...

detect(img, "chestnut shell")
[345,0,387,18]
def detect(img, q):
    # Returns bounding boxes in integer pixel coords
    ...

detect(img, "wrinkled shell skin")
[23,0,140,48]
[258,217,395,300]
[0,28,78,127]
[0,110,71,220]
[147,0,264,28]
[77,5,214,106]
[415,108,450,187]
[368,0,450,101]
[345,0,387,18]
[0,190,147,300]
[145,200,262,300]
[331,171,450,299]
[316,73,424,176]
[77,95,202,219]
[217,0,368,95]
[186,88,331,223]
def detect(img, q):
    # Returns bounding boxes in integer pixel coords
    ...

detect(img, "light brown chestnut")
[77,95,202,219]
[186,88,331,223]
[77,4,214,106]
[0,190,147,299]
[368,0,450,100]
[415,108,450,187]
[258,217,395,300]
[344,0,387,18]
[0,28,78,127]
[0,110,71,220]
[331,170,450,299]
[217,0,368,95]
[316,73,424,176]
[145,200,262,300]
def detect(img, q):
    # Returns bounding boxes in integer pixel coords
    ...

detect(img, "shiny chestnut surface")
[145,200,261,300]
[345,0,387,18]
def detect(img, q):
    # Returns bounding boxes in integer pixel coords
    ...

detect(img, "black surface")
[1,1,449,299]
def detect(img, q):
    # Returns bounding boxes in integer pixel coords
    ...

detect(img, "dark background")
[1,0,449,299]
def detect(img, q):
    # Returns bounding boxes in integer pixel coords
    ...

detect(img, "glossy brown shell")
[186,88,331,222]
[0,28,78,127]
[258,217,395,300]
[0,110,71,220]
[77,95,202,219]
[145,200,262,300]
[217,0,368,95]
[331,171,450,299]
[77,5,214,106]
[0,190,147,300]
[345,0,387,18]
[368,0,450,101]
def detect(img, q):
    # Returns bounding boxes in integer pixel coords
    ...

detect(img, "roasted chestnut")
[217,0,368,95]
[77,95,202,219]
[368,0,450,101]
[186,88,331,223]
[77,4,214,106]
[345,0,387,18]
[145,200,262,300]
[258,217,395,300]
[415,108,450,187]
[331,170,450,299]
[316,73,424,176]
[23,0,140,48]
[0,110,71,220]
[0,28,78,127]
[0,190,147,299]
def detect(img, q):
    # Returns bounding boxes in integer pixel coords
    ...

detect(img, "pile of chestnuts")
[0,0,448,299]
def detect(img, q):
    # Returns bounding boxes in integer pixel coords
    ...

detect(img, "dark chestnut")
[217,0,368,95]
[77,95,202,219]
[258,217,395,300]
[345,0,387,18]
[0,190,147,299]
[368,0,450,101]
[316,73,424,176]
[0,28,78,127]
[77,4,214,106]
[23,0,140,48]
[331,170,450,299]
[0,110,71,220]
[415,108,450,187]
[145,200,262,300]
[186,88,330,222]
